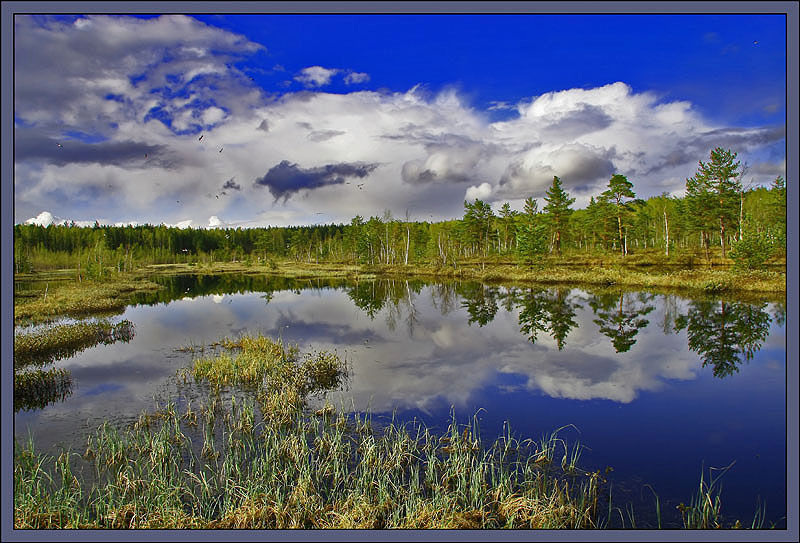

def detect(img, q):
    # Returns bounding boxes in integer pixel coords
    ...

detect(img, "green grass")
[13,395,605,529]
[14,319,135,369]
[14,274,161,325]
[188,334,349,426]
[136,253,785,298]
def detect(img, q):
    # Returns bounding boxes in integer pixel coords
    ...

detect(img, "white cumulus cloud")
[294,66,339,88]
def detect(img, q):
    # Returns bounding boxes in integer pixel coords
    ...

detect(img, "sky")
[13,11,788,229]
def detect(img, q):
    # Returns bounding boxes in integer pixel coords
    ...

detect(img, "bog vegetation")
[15,334,759,529]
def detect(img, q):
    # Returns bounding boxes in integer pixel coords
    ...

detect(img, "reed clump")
[190,334,349,426]
[14,397,606,529]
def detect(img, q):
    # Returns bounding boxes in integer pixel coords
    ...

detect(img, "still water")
[14,274,787,528]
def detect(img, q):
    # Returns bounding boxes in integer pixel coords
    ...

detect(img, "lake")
[13,274,787,528]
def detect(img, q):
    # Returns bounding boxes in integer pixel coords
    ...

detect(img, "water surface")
[14,275,787,528]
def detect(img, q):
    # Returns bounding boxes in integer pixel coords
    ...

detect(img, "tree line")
[14,147,786,276]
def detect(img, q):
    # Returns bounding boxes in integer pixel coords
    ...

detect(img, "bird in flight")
[56,143,63,148]
[198,134,204,141]
[144,153,148,159]
[753,40,759,45]
[219,147,223,153]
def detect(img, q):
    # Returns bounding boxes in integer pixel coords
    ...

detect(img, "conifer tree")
[685,147,742,259]
[543,176,575,256]
[516,197,548,268]
[601,174,636,255]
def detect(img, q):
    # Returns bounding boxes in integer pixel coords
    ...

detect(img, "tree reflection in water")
[588,291,656,353]
[674,299,772,378]
[458,283,500,327]
[514,287,579,350]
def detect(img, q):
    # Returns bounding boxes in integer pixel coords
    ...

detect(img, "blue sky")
[14,12,787,228]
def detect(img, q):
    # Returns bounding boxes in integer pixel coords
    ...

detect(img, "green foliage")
[516,197,548,268]
[462,199,494,259]
[601,174,636,255]
[543,176,576,256]
[685,147,742,259]
[729,221,774,271]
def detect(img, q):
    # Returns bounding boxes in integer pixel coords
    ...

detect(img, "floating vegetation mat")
[14,319,135,369]
[14,319,135,412]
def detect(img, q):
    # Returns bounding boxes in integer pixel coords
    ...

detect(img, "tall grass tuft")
[15,391,607,529]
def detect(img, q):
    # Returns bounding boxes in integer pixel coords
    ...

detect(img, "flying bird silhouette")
[198,134,204,141]
[56,143,63,148]
[219,147,223,153]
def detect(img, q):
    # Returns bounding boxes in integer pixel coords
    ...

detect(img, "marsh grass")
[14,390,769,530]
[14,275,161,325]
[13,319,136,412]
[190,334,348,426]
[14,319,135,369]
[142,257,784,298]
[14,394,607,529]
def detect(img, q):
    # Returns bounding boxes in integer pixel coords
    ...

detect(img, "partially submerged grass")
[13,274,161,325]
[138,256,785,299]
[14,319,135,412]
[189,334,348,426]
[14,394,604,529]
[14,319,135,369]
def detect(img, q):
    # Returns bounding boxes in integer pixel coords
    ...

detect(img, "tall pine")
[601,174,636,256]
[543,176,575,256]
[685,147,742,259]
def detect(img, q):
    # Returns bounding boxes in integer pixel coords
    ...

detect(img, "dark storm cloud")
[539,104,615,139]
[307,130,346,142]
[222,178,241,191]
[14,129,172,168]
[561,154,617,186]
[254,160,380,202]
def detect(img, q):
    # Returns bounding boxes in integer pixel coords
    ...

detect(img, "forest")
[13,147,787,276]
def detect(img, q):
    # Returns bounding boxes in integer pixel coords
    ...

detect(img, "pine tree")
[601,174,636,256]
[685,147,742,259]
[516,197,548,268]
[543,176,575,256]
